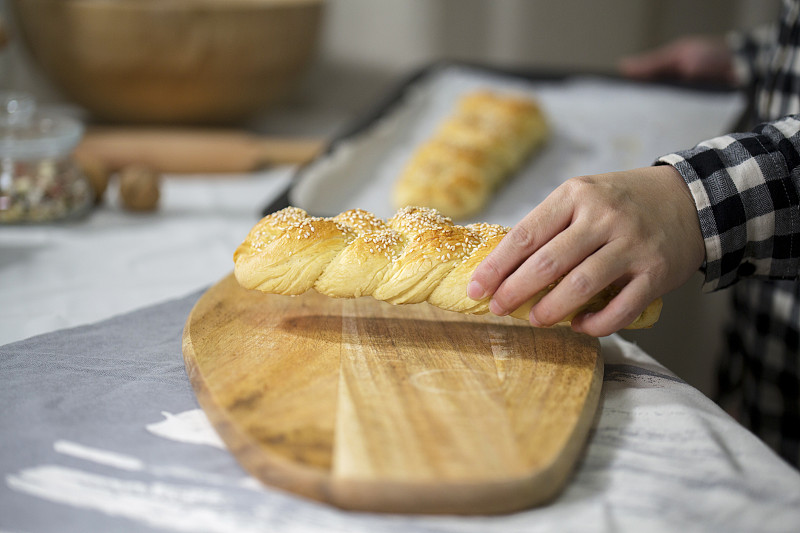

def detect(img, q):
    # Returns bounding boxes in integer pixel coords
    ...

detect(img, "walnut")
[118,165,160,212]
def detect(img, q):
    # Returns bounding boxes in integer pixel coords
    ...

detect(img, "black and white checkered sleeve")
[657,115,800,291]
[727,24,776,88]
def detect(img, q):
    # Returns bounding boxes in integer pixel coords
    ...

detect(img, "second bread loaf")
[392,90,549,220]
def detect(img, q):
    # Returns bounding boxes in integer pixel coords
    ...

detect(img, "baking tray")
[262,61,746,226]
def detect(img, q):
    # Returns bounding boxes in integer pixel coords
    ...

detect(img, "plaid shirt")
[656,0,800,467]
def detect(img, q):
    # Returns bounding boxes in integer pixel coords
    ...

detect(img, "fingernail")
[467,280,486,300]
[529,311,542,327]
[489,299,508,316]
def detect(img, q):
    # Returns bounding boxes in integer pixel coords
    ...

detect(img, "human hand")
[467,166,705,336]
[618,35,736,85]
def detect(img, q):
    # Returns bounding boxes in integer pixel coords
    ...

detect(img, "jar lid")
[0,92,84,159]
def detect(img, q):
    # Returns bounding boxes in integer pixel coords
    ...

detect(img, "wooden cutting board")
[182,273,602,515]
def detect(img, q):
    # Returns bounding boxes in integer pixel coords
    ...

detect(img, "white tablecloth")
[0,170,293,346]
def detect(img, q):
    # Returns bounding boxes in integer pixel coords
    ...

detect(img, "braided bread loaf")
[392,90,549,220]
[233,206,662,329]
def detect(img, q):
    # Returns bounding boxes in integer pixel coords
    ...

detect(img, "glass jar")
[0,92,92,223]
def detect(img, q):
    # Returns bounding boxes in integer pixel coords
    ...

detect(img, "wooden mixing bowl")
[11,0,324,124]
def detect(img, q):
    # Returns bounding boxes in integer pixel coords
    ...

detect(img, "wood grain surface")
[76,128,324,174]
[182,273,603,515]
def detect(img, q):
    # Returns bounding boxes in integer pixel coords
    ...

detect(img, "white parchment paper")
[291,65,746,226]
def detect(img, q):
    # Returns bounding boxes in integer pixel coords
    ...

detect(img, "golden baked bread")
[392,90,549,220]
[234,206,662,330]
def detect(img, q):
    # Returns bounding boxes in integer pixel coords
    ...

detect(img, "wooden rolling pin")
[75,127,326,174]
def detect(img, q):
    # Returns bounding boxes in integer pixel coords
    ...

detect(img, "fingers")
[487,219,610,317]
[619,37,735,85]
[468,190,573,301]
[569,274,658,337]
[524,239,631,327]
[618,47,679,80]
[468,166,699,336]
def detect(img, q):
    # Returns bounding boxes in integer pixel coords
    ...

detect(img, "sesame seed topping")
[238,206,507,288]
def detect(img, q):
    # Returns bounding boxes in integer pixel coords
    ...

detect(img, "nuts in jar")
[0,92,92,223]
